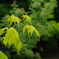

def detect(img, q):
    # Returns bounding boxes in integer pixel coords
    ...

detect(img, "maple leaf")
[7,15,21,26]
[2,27,22,53]
[23,25,40,37]
[0,51,8,59]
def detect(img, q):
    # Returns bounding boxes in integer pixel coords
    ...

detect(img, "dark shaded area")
[54,0,59,22]
[0,0,31,11]
[41,48,59,59]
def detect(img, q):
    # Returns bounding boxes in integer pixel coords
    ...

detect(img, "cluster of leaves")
[0,14,40,59]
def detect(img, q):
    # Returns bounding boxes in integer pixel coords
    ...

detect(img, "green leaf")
[23,25,40,37]
[0,51,8,59]
[21,15,31,23]
[2,27,22,53]
[7,15,21,26]
[0,28,8,35]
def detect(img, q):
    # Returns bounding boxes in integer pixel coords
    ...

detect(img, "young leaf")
[23,25,40,37]
[7,15,21,26]
[21,15,31,23]
[2,27,22,53]
[0,28,8,35]
[0,51,8,59]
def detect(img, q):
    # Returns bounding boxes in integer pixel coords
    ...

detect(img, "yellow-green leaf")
[21,15,31,23]
[0,28,8,35]
[7,15,21,26]
[0,51,8,59]
[23,25,29,34]
[23,25,40,37]
[2,27,22,53]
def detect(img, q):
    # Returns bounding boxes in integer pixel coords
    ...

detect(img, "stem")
[13,24,25,28]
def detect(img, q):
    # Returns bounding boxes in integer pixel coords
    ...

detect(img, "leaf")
[7,15,21,26]
[23,25,40,37]
[0,51,8,59]
[21,15,31,23]
[0,28,8,35]
[2,27,22,53]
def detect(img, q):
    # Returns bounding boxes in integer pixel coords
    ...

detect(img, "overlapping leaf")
[0,28,8,35]
[2,27,22,53]
[7,15,21,26]
[21,15,31,23]
[0,51,8,59]
[23,25,40,37]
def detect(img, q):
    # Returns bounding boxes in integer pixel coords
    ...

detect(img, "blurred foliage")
[29,0,57,23]
[9,8,26,17]
[29,0,59,53]
[0,4,9,18]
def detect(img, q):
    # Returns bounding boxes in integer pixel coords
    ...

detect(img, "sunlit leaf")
[2,27,22,53]
[7,15,21,26]
[0,28,8,35]
[21,15,31,23]
[23,25,40,37]
[0,51,8,59]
